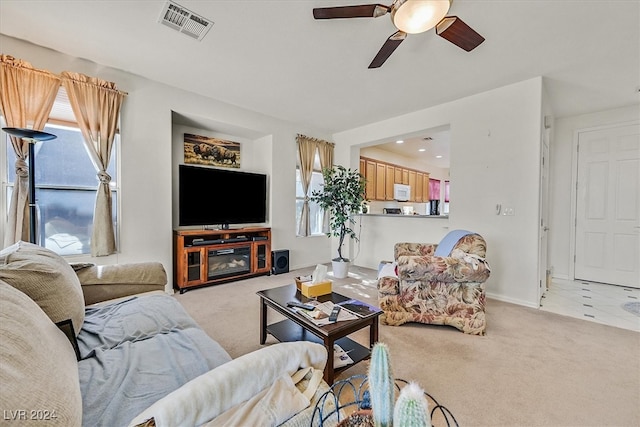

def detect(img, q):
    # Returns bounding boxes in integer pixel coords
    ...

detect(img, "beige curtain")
[296,134,316,236]
[0,55,60,246]
[61,72,126,256]
[316,140,334,234]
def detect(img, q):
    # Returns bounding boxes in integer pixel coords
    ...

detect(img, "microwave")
[393,183,410,201]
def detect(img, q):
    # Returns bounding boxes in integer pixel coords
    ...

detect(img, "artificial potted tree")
[311,165,366,279]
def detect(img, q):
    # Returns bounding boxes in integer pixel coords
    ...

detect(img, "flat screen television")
[179,164,267,228]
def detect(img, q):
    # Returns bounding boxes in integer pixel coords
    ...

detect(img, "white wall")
[0,35,332,288]
[333,78,545,307]
[548,105,640,280]
[355,215,450,267]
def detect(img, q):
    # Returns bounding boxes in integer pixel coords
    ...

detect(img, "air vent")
[158,1,213,41]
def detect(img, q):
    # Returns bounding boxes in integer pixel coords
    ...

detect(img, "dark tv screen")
[179,164,267,227]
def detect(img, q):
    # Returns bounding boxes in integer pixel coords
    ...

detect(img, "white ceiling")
[372,127,451,168]
[1,1,638,147]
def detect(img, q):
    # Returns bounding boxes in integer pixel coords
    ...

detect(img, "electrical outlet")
[503,207,515,216]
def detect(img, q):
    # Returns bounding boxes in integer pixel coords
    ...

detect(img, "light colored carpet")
[174,265,640,427]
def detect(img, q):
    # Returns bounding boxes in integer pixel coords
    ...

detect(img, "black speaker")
[271,250,289,275]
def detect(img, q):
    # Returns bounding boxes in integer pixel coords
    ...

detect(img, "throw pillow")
[377,262,398,279]
[0,280,82,426]
[0,241,85,334]
[433,229,473,257]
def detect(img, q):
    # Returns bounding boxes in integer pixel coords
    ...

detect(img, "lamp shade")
[391,0,451,34]
[2,127,57,142]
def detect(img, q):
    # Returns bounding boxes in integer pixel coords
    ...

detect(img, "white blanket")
[128,341,327,427]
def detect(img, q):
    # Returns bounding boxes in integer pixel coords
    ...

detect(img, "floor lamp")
[2,127,57,244]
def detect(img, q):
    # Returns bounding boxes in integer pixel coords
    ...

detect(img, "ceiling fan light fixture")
[391,0,451,34]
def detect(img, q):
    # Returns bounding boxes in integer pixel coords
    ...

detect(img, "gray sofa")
[0,241,330,426]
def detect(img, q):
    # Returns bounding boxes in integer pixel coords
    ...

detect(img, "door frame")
[537,123,551,305]
[568,120,640,281]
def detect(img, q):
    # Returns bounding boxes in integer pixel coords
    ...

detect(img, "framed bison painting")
[184,133,240,168]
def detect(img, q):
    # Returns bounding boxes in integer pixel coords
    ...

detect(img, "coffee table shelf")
[257,284,381,384]
[267,319,372,374]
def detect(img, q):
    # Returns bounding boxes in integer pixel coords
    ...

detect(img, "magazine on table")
[333,343,354,368]
[337,299,383,318]
[293,301,358,326]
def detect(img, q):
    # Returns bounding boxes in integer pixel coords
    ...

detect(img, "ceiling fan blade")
[436,16,485,52]
[313,4,390,20]
[368,31,407,69]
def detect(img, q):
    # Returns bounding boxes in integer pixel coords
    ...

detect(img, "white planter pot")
[332,260,350,279]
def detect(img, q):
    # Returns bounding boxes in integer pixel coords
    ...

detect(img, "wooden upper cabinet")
[394,167,403,185]
[408,170,417,201]
[359,156,430,202]
[375,162,386,200]
[385,165,395,200]
[365,160,376,199]
[422,173,430,201]
[415,172,424,202]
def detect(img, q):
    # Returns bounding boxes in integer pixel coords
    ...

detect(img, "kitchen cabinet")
[360,156,430,202]
[408,171,416,201]
[394,167,403,185]
[375,162,386,200]
[422,173,430,201]
[415,172,424,202]
[385,165,395,200]
[364,159,376,200]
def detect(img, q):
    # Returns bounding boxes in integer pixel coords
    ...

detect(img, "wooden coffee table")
[257,284,381,384]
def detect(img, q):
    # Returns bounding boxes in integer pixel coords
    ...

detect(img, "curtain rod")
[296,133,335,147]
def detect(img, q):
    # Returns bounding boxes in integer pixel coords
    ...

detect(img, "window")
[3,91,119,256]
[295,150,325,236]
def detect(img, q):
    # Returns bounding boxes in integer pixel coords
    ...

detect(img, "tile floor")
[540,278,640,332]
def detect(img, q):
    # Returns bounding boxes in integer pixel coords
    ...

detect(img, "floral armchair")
[377,231,491,335]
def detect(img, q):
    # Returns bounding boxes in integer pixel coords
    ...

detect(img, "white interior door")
[575,124,640,288]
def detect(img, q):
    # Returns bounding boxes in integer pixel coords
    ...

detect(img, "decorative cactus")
[368,342,395,427]
[393,382,431,427]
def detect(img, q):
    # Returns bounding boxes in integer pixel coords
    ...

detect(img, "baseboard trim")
[486,292,539,309]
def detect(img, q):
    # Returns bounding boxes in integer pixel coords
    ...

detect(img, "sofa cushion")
[0,280,82,426]
[77,293,232,427]
[75,262,167,305]
[77,293,217,357]
[79,327,231,427]
[0,241,85,333]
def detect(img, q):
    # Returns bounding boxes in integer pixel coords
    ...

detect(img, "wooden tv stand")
[173,227,271,294]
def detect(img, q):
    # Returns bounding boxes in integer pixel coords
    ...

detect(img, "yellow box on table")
[295,278,332,298]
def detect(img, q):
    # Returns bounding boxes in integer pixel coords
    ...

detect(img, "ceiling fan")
[313,0,485,68]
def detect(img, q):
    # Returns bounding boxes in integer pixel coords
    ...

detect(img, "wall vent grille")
[158,1,213,41]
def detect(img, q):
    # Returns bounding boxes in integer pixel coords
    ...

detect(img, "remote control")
[329,306,341,322]
[287,301,315,311]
